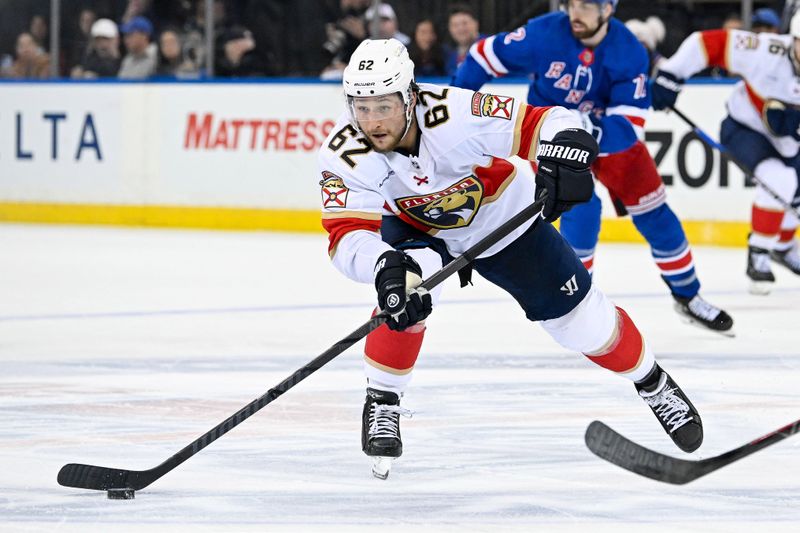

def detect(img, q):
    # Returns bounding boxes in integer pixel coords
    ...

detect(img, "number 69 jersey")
[317,83,582,283]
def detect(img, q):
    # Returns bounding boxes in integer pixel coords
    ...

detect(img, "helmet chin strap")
[401,101,415,139]
[395,87,416,142]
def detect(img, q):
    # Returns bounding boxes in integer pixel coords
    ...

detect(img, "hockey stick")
[57,194,548,498]
[669,106,800,219]
[585,418,800,485]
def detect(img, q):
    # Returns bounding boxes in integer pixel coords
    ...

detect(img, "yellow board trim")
[0,202,751,246]
[0,202,323,232]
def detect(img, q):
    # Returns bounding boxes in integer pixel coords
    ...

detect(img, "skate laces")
[368,403,413,439]
[686,295,721,321]
[641,384,693,433]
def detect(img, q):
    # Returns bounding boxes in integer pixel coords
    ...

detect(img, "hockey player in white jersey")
[319,39,704,479]
[651,12,800,294]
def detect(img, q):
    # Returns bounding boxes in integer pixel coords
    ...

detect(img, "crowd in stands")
[321,1,481,80]
[0,0,270,79]
[0,0,792,81]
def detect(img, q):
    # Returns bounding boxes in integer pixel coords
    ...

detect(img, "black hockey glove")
[763,100,800,140]
[650,70,683,111]
[374,250,433,331]
[535,128,598,223]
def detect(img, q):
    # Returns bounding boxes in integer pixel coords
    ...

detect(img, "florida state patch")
[320,171,349,209]
[471,93,514,120]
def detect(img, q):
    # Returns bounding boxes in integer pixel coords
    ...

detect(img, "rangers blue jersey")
[453,11,650,154]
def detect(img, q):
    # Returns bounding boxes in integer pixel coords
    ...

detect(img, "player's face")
[350,94,409,152]
[567,1,607,40]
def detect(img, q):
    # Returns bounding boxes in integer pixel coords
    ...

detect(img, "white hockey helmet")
[791,10,800,39]
[343,39,416,133]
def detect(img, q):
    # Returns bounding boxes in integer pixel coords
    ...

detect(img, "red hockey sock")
[364,310,425,375]
[777,228,797,249]
[751,205,784,239]
[584,307,646,374]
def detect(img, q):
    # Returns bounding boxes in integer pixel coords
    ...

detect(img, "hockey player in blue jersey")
[453,0,734,335]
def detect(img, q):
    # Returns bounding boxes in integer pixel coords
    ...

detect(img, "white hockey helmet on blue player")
[342,38,416,135]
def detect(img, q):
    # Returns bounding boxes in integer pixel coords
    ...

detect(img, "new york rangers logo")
[396,177,484,229]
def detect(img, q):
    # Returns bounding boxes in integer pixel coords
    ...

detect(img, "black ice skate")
[636,367,703,453]
[672,294,734,337]
[770,242,800,276]
[747,244,775,295]
[362,387,412,480]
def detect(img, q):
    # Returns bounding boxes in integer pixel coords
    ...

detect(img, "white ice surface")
[0,223,798,532]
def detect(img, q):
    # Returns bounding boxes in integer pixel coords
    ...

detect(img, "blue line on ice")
[1,287,798,323]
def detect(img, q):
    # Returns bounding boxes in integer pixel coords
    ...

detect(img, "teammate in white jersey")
[651,12,800,294]
[319,39,703,479]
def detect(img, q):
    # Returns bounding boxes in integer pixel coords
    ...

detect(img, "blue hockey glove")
[763,100,800,140]
[535,128,598,223]
[650,70,684,111]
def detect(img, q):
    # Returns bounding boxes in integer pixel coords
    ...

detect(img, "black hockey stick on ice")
[670,105,800,219]
[585,418,800,485]
[57,194,548,498]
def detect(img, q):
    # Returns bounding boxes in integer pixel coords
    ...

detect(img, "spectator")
[624,16,666,77]
[445,4,481,76]
[409,18,447,77]
[29,15,49,51]
[320,0,370,80]
[68,8,97,72]
[751,8,781,33]
[3,32,50,79]
[157,28,199,77]
[365,3,410,46]
[215,26,267,77]
[118,16,157,79]
[72,18,121,79]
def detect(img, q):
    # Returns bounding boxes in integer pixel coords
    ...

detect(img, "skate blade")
[371,457,393,480]
[748,280,773,295]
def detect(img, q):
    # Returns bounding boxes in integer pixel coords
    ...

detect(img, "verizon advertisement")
[0,81,746,220]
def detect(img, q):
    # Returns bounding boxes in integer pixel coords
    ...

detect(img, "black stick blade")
[58,463,148,491]
[584,421,705,485]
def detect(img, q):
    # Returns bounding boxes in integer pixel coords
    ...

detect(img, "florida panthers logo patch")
[471,93,514,120]
[395,176,484,229]
[320,171,349,209]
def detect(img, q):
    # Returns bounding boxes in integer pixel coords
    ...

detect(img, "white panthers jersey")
[661,29,800,157]
[317,83,582,283]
